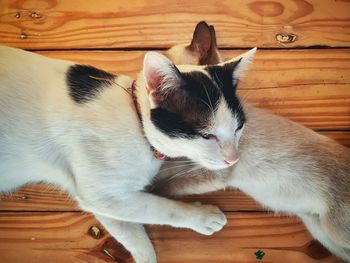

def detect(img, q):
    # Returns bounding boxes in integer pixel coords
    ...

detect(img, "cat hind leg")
[301,214,350,262]
[95,214,157,263]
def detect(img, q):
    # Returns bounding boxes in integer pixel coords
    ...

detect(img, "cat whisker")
[238,87,252,104]
[163,159,196,164]
[165,165,202,182]
[159,163,196,173]
[202,80,215,114]
[199,98,215,120]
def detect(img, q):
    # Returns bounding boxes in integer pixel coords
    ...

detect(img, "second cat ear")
[143,51,182,94]
[189,21,221,65]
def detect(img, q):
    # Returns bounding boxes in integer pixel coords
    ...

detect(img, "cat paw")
[190,203,227,235]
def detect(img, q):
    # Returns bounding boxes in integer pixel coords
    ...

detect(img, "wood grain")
[0,0,349,49]
[36,49,350,130]
[0,212,342,263]
[321,131,350,147]
[0,184,261,212]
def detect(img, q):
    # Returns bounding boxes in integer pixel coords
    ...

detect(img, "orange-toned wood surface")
[0,184,262,212]
[0,0,349,49]
[0,212,340,263]
[0,0,349,262]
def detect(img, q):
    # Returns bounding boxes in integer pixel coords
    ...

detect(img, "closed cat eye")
[202,133,217,140]
[235,123,244,132]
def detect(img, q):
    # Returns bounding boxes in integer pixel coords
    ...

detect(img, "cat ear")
[232,47,257,80]
[221,47,257,81]
[189,21,221,65]
[143,51,182,94]
[189,21,211,62]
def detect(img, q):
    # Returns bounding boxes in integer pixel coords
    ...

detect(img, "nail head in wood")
[20,32,28,39]
[30,11,42,19]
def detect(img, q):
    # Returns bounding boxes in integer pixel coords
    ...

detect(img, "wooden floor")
[0,0,350,262]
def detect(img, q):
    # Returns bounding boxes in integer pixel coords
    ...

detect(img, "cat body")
[156,105,350,261]
[0,46,156,195]
[153,22,350,262]
[0,23,254,263]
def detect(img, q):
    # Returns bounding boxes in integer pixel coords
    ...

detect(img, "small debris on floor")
[254,250,265,260]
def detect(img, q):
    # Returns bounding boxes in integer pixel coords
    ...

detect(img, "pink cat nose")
[224,158,239,166]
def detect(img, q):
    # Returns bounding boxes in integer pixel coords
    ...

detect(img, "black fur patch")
[150,66,246,138]
[151,108,199,138]
[66,64,115,103]
[150,71,221,138]
[206,62,246,127]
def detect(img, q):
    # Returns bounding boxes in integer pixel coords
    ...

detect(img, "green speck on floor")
[254,250,265,260]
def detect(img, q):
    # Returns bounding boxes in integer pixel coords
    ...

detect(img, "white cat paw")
[190,203,227,235]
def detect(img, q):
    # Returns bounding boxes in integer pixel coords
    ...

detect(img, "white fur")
[157,105,350,262]
[0,46,228,263]
[143,52,182,95]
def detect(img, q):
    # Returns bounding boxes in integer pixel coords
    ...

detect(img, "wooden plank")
[37,49,350,130]
[322,131,350,147]
[0,0,349,49]
[0,184,261,212]
[0,184,77,212]
[0,212,341,263]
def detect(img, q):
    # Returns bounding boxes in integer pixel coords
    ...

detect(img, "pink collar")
[131,81,167,160]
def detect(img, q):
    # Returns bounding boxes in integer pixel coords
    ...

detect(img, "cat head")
[165,21,222,65]
[138,47,256,170]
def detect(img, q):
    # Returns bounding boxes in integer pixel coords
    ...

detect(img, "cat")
[152,22,350,262]
[0,23,255,263]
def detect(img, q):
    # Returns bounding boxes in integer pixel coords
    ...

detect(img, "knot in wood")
[20,32,28,39]
[276,33,297,43]
[89,225,102,239]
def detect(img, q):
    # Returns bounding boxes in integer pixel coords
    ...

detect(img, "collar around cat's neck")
[131,81,167,161]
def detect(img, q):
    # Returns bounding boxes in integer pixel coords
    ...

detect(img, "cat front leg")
[77,191,227,236]
[151,171,229,197]
[95,215,156,263]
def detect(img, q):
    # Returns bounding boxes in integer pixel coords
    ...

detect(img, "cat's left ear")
[143,51,183,106]
[143,52,182,92]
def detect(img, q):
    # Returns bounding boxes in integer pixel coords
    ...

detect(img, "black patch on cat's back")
[66,64,116,103]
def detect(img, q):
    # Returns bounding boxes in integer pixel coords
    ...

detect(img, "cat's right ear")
[189,21,222,64]
[143,52,183,106]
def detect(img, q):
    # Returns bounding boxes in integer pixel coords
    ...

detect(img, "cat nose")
[221,143,239,166]
[224,157,239,166]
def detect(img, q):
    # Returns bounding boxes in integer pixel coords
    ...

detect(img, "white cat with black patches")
[154,21,350,262]
[0,41,254,262]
